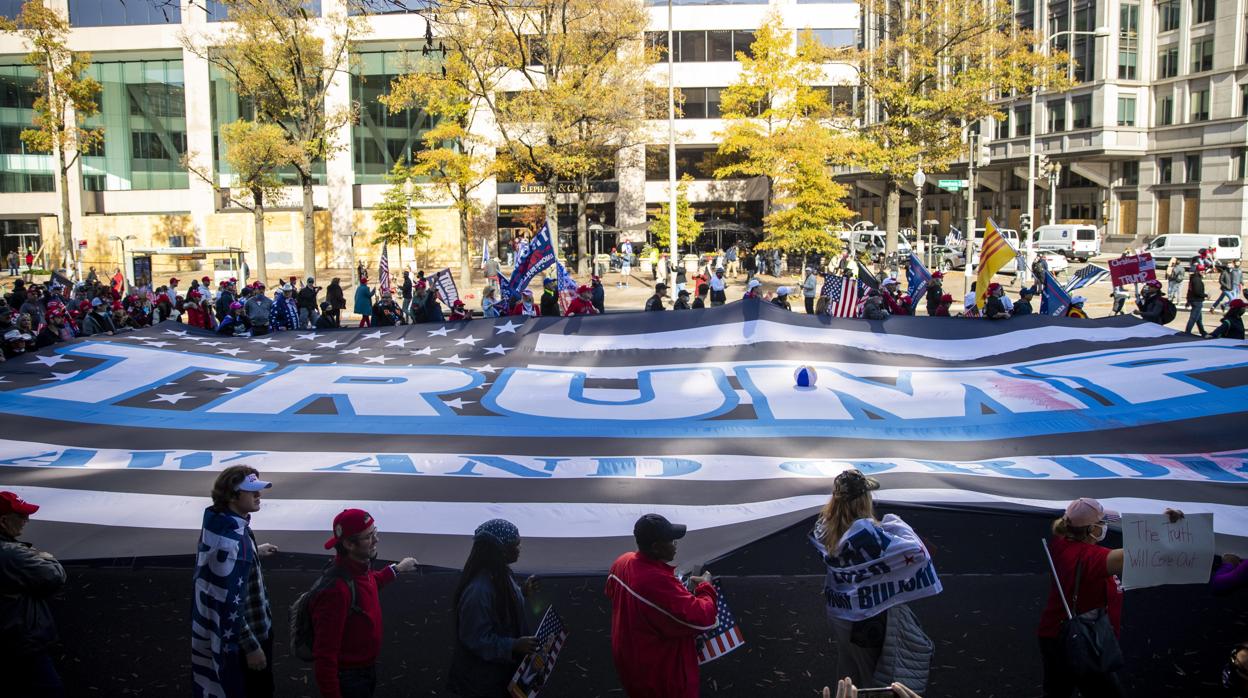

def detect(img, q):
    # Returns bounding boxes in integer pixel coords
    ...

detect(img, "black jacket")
[297,285,318,311]
[540,289,559,318]
[1187,274,1206,303]
[326,282,346,311]
[925,283,943,316]
[0,534,65,656]
[1137,294,1165,323]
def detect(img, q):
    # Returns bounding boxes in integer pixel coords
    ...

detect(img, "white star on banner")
[269,346,295,353]
[364,355,390,364]
[476,364,498,374]
[483,344,512,356]
[290,353,317,362]
[340,347,366,355]
[250,337,276,345]
[361,330,387,340]
[41,371,80,382]
[0,376,10,384]
[141,341,175,349]
[493,320,521,334]
[385,337,412,348]
[151,392,192,404]
[199,373,236,383]
[453,336,482,346]
[217,347,245,357]
[410,346,436,356]
[28,354,70,367]
[317,340,344,349]
[197,341,224,347]
[444,398,476,409]
[297,332,321,341]
[164,329,188,337]
[427,326,451,337]
[439,354,466,365]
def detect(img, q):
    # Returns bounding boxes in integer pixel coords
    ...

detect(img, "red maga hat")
[0,491,39,516]
[324,508,374,549]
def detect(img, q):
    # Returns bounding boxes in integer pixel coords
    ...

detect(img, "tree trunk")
[301,173,316,281]
[252,188,268,285]
[544,176,559,251]
[458,197,471,299]
[884,178,901,257]
[575,182,589,275]
[57,148,74,275]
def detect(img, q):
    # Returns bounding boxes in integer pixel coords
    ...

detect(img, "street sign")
[937,179,969,192]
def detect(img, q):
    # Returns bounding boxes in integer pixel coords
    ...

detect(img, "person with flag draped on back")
[974,219,1017,310]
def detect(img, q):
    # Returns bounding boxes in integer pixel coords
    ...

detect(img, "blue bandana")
[474,518,520,547]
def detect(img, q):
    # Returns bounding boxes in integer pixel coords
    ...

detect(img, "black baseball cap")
[634,513,687,548]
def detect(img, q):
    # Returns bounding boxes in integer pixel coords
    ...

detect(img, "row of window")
[1157,0,1217,32]
[998,82,1248,137]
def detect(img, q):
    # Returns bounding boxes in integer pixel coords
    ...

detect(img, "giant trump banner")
[0,301,1245,572]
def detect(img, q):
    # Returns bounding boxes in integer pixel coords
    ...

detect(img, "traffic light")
[978,143,992,167]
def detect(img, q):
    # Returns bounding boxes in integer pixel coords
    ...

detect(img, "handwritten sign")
[1121,512,1214,590]
[1109,253,1157,286]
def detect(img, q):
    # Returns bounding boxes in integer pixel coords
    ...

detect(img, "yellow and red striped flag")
[975,218,1017,309]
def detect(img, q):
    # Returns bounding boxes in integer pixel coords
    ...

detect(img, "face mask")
[1091,523,1108,542]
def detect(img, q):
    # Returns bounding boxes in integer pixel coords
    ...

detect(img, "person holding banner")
[1185,267,1209,336]
[810,470,937,693]
[1037,497,1184,698]
[605,514,718,698]
[447,519,536,697]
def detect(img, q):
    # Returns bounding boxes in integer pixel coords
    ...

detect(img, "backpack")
[1157,297,1178,325]
[290,563,361,662]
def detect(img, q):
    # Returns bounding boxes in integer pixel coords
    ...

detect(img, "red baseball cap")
[324,508,374,549]
[0,491,39,516]
[170,277,180,284]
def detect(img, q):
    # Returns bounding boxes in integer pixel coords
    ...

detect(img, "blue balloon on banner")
[794,365,818,388]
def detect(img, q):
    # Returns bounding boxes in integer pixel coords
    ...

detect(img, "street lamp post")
[666,0,678,300]
[1025,26,1110,283]
[108,234,136,287]
[912,166,925,264]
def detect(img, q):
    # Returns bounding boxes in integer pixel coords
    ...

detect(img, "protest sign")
[1121,512,1214,590]
[508,606,568,697]
[1108,253,1157,286]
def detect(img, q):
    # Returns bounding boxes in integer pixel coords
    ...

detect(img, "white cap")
[747,279,761,289]
[1071,295,1087,305]
[882,277,899,287]
[236,473,273,492]
[776,286,791,295]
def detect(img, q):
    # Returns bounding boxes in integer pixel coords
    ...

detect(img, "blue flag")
[191,508,256,697]
[509,224,557,294]
[905,253,932,313]
[1040,270,1073,316]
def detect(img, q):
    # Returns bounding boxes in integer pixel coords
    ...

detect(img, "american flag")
[554,261,577,315]
[508,605,569,698]
[1064,264,1110,293]
[824,275,862,318]
[696,580,745,665]
[379,242,392,295]
[481,238,490,270]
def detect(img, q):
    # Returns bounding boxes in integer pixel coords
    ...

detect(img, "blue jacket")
[447,573,532,696]
[353,284,375,316]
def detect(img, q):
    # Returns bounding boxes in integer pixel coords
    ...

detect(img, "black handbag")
[1042,540,1125,678]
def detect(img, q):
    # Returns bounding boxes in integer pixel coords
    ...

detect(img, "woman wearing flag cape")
[810,470,940,693]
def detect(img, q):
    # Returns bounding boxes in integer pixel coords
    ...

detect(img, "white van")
[1035,224,1101,262]
[840,231,913,259]
[1144,234,1242,262]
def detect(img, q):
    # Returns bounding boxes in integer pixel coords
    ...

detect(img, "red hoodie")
[605,552,718,697]
[563,297,598,316]
[310,557,397,698]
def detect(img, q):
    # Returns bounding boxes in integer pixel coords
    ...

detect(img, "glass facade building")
[81,60,188,191]
[352,50,439,185]
[209,66,326,186]
[0,63,54,193]
[68,0,180,27]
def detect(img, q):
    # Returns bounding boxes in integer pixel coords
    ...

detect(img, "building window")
[1157,46,1179,79]
[68,0,180,26]
[210,65,326,188]
[1192,0,1215,23]
[81,60,189,191]
[996,111,1011,139]
[0,0,22,20]
[1242,85,1248,116]
[645,145,721,179]
[647,30,757,62]
[1158,95,1174,125]
[1015,105,1032,136]
[1071,95,1092,128]
[649,0,767,5]
[1158,0,1180,31]
[351,51,439,185]
[1185,154,1202,182]
[1047,100,1066,133]
[1190,38,1214,73]
[1122,160,1139,185]
[1158,157,1173,184]
[1117,96,1136,125]
[0,65,55,193]
[807,29,858,49]
[1118,4,1139,79]
[1233,148,1247,180]
[350,0,423,15]
[1190,89,1210,121]
[209,0,320,20]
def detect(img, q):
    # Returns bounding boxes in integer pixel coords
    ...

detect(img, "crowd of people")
[3,467,1246,698]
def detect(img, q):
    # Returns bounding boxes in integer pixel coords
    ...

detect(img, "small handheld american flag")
[379,242,392,295]
[508,605,569,698]
[823,276,862,318]
[696,579,745,665]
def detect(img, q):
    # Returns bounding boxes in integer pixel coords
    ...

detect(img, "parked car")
[930,244,966,272]
[1035,224,1101,262]
[1143,233,1242,263]
[838,230,913,260]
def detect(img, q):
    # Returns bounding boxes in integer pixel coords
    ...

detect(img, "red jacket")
[564,297,598,316]
[605,552,718,697]
[310,557,397,698]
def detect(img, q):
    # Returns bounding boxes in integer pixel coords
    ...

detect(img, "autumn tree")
[371,161,429,268]
[434,0,653,274]
[1,0,103,274]
[850,0,1068,254]
[648,174,702,249]
[182,0,367,279]
[184,120,299,284]
[716,14,853,255]
[384,51,495,293]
